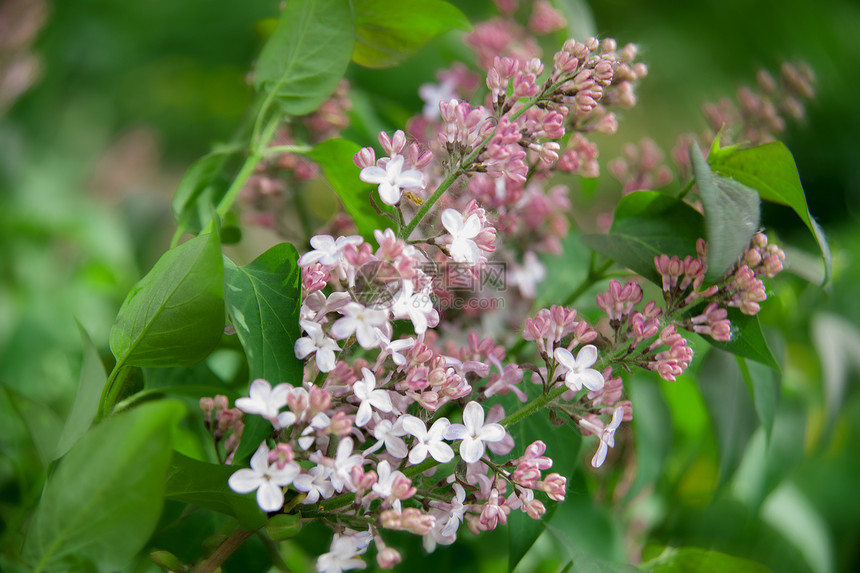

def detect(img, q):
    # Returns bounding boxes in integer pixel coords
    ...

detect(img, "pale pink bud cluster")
[608,138,673,194]
[644,326,693,382]
[523,305,597,355]
[596,279,643,323]
[557,133,599,177]
[688,302,732,341]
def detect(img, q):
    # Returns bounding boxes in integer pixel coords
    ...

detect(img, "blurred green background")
[2,0,859,571]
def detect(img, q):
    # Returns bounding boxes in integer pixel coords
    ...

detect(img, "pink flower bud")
[537,473,566,501]
[380,509,401,529]
[353,147,376,169]
[400,508,435,535]
[214,395,229,410]
[377,547,402,569]
[392,475,416,500]
[328,411,353,436]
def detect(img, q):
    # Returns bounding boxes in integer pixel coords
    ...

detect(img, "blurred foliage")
[1,0,859,571]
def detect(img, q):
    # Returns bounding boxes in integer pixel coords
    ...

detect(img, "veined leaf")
[171,146,240,236]
[351,0,471,68]
[709,140,831,283]
[109,232,224,368]
[23,401,183,573]
[641,546,772,573]
[223,243,302,384]
[690,141,761,283]
[254,0,354,116]
[581,191,703,285]
[54,323,107,460]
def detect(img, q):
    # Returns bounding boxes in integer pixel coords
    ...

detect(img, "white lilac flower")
[376,331,415,367]
[553,344,605,392]
[331,302,388,349]
[508,251,547,299]
[228,443,299,512]
[444,401,506,463]
[330,437,363,493]
[369,417,409,459]
[418,77,457,119]
[441,208,482,265]
[297,412,330,450]
[295,320,340,372]
[316,534,367,573]
[591,406,624,468]
[299,234,362,268]
[359,154,425,206]
[400,415,454,464]
[390,280,435,334]
[352,368,392,427]
[372,460,408,511]
[439,483,469,537]
[293,465,335,504]
[235,379,292,425]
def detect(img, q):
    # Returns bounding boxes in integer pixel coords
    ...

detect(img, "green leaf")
[171,147,238,236]
[737,357,779,441]
[697,349,758,485]
[223,243,303,384]
[164,451,266,530]
[709,140,831,283]
[254,0,355,116]
[266,513,302,541]
[23,401,184,573]
[690,141,761,282]
[0,384,62,468]
[351,0,471,68]
[626,374,672,500]
[708,308,781,371]
[109,233,224,368]
[641,546,773,573]
[54,323,107,460]
[581,192,703,285]
[307,138,397,242]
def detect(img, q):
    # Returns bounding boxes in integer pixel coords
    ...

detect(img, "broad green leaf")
[254,0,354,116]
[109,232,224,368]
[690,141,761,282]
[165,451,266,530]
[223,242,302,384]
[307,138,397,242]
[23,401,183,573]
[0,384,62,468]
[581,192,703,285]
[351,0,471,68]
[171,147,239,236]
[737,357,779,441]
[234,410,275,463]
[266,513,302,540]
[626,374,672,501]
[641,546,772,573]
[697,349,758,485]
[709,141,831,283]
[708,308,781,371]
[54,323,107,460]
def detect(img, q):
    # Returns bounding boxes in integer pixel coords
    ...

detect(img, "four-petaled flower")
[235,379,292,426]
[445,401,506,463]
[441,209,482,265]
[591,406,624,468]
[331,302,388,349]
[371,460,409,511]
[293,465,335,504]
[390,280,435,334]
[298,234,362,268]
[329,437,363,493]
[228,443,299,512]
[359,154,425,206]
[295,320,340,372]
[352,368,393,427]
[554,345,605,392]
[316,534,367,573]
[401,415,454,464]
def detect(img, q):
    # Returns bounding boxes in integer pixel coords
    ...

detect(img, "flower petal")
[580,368,605,391]
[257,480,285,512]
[444,423,468,441]
[228,468,262,494]
[459,437,485,464]
[400,415,427,439]
[461,401,485,435]
[359,165,387,184]
[428,441,455,463]
[441,208,464,234]
[355,401,372,427]
[576,344,599,368]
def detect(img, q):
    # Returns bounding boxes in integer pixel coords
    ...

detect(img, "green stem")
[561,257,614,306]
[261,144,312,157]
[500,384,568,427]
[193,527,256,573]
[676,178,695,200]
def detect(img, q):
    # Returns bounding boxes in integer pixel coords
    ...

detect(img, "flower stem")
[193,527,256,573]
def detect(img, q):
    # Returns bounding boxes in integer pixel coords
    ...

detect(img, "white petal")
[330,316,356,340]
[459,437,485,464]
[248,443,270,473]
[441,208,464,234]
[256,481,285,512]
[385,436,409,459]
[277,411,296,429]
[461,401,485,435]
[369,390,393,413]
[576,344,599,368]
[564,372,584,392]
[477,422,506,443]
[228,468,262,493]
[444,423,469,441]
[397,169,425,189]
[553,347,575,371]
[378,181,402,206]
[355,401,372,427]
[409,444,429,465]
[427,418,450,440]
[356,323,381,349]
[580,368,605,391]
[400,415,427,439]
[359,165,387,184]
[591,441,609,468]
[316,347,337,372]
[460,214,482,238]
[270,463,300,486]
[294,337,317,359]
[428,441,455,463]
